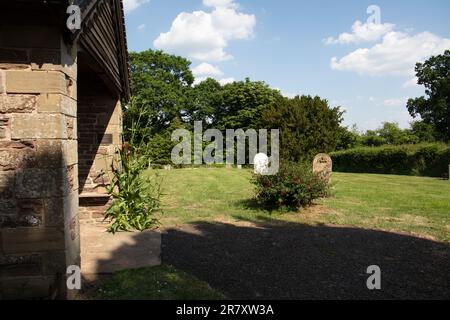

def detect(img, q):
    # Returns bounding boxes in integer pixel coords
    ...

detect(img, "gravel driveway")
[162,221,450,299]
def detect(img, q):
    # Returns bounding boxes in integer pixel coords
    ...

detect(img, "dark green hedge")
[330,143,450,178]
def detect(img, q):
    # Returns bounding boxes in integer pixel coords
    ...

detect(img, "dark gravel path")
[161,221,450,300]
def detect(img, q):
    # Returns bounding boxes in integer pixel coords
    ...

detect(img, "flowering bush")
[252,162,329,210]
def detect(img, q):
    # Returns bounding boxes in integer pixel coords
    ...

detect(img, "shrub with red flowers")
[251,162,330,210]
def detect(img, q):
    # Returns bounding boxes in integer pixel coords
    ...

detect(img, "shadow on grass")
[233,198,300,215]
[160,220,450,300]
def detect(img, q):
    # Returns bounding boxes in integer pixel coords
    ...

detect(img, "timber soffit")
[50,0,131,101]
[72,0,131,101]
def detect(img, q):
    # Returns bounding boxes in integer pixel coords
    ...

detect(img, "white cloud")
[403,77,420,88]
[194,76,208,85]
[123,0,150,13]
[325,21,395,44]
[194,76,235,86]
[192,63,224,77]
[203,0,237,9]
[382,98,408,107]
[275,88,297,98]
[331,31,450,76]
[137,24,146,31]
[153,2,256,62]
[218,77,235,85]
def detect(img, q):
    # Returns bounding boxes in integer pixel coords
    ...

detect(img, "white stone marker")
[254,153,269,175]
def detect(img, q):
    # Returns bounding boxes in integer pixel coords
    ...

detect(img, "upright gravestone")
[254,153,269,175]
[313,153,332,184]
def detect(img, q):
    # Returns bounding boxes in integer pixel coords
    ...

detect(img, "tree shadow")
[160,220,450,300]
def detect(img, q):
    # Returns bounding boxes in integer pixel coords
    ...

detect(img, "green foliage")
[339,122,438,149]
[336,125,360,150]
[410,121,437,143]
[214,78,282,130]
[331,143,450,178]
[262,95,344,161]
[251,162,330,210]
[97,265,226,300]
[106,143,162,233]
[188,78,223,125]
[125,50,194,141]
[360,122,420,146]
[146,118,187,165]
[407,50,450,142]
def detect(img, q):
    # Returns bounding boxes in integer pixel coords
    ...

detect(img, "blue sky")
[122,0,450,130]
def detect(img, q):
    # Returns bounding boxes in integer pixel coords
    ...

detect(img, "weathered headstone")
[237,165,242,170]
[254,153,269,175]
[164,164,173,171]
[313,153,332,184]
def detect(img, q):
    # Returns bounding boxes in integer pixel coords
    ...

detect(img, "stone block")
[15,168,69,198]
[41,251,66,276]
[43,197,64,228]
[1,227,65,254]
[34,139,64,168]
[5,70,66,94]
[11,114,67,139]
[32,139,77,168]
[0,170,15,195]
[0,275,57,300]
[0,95,37,113]
[66,76,77,100]
[43,191,78,228]
[65,215,80,266]
[63,140,78,167]
[17,199,44,227]
[37,94,76,117]
[65,116,76,140]
[0,254,42,278]
[0,70,4,93]
[313,153,333,184]
[0,144,36,171]
[0,199,17,220]
[0,63,30,71]
[0,127,6,140]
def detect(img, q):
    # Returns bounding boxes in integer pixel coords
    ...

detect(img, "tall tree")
[407,50,450,142]
[215,78,282,131]
[188,78,223,127]
[125,50,194,141]
[262,95,344,161]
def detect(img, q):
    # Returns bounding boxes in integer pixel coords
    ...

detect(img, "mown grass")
[151,168,450,242]
[96,265,226,300]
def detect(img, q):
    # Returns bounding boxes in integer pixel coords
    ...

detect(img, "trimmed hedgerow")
[330,143,450,178]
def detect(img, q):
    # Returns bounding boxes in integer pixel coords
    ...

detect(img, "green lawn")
[152,168,450,242]
[96,265,225,300]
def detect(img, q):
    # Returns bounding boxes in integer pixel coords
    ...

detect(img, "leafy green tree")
[336,125,360,150]
[188,78,223,127]
[376,122,419,145]
[262,95,344,161]
[407,50,450,142]
[410,121,437,142]
[215,78,282,130]
[125,50,194,141]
